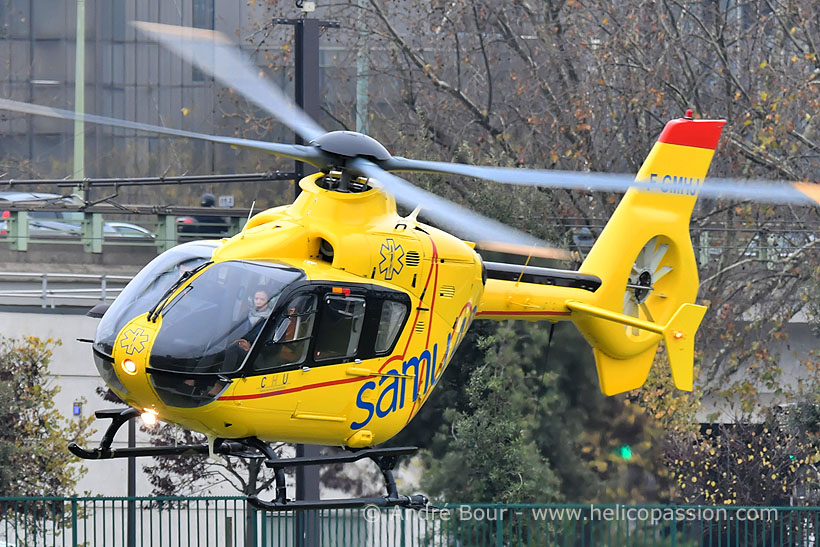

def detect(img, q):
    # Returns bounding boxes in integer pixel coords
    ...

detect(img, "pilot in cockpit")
[232,288,274,352]
[222,287,274,370]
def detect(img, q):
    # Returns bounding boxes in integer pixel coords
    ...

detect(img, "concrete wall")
[0,309,157,495]
[0,308,252,497]
[699,321,819,423]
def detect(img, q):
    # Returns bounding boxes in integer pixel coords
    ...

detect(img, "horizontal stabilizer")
[567,300,706,394]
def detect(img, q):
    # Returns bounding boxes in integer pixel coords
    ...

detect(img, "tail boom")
[475,114,724,396]
[570,114,724,394]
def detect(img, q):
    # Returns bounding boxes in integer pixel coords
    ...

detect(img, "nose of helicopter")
[108,315,164,409]
[108,312,233,413]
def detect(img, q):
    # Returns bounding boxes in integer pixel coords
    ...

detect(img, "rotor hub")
[633,270,653,304]
[310,131,391,161]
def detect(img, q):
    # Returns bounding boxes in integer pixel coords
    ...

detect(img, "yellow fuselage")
[108,175,489,448]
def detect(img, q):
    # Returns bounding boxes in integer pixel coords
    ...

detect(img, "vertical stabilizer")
[568,114,725,395]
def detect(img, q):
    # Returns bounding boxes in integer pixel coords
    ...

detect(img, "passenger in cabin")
[253,296,316,371]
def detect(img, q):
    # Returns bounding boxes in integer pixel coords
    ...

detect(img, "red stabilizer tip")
[658,118,726,150]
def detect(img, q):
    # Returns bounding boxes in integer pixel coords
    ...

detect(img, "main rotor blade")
[381,157,820,207]
[349,158,570,259]
[0,98,327,168]
[133,22,326,144]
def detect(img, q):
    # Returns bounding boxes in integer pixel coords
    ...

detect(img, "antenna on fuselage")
[242,200,256,236]
[406,205,422,222]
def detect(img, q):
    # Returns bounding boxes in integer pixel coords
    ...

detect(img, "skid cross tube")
[261,445,418,468]
[250,446,428,511]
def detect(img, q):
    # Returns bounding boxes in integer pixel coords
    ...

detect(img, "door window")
[375,300,407,353]
[313,295,366,361]
[253,294,317,371]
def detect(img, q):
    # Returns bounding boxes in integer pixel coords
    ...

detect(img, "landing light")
[141,409,159,426]
[673,331,684,340]
[121,359,138,375]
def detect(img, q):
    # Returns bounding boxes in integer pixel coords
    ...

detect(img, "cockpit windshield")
[94,241,218,356]
[148,261,304,375]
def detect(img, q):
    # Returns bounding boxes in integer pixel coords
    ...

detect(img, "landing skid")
[69,407,428,511]
[67,408,254,459]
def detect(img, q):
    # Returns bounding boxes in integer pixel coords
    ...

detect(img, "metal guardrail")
[0,272,133,308]
[0,498,817,546]
[3,201,817,265]
[1,206,248,254]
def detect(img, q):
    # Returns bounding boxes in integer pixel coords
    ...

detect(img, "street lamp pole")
[73,0,85,182]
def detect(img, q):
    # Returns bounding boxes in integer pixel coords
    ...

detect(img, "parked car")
[103,221,156,239]
[0,192,154,239]
[571,226,596,256]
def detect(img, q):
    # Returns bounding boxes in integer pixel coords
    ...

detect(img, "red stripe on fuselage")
[218,375,374,401]
[476,310,572,317]
[417,239,439,388]
[379,236,439,373]
[425,240,439,349]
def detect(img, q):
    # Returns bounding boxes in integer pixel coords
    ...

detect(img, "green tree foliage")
[421,323,561,503]
[415,321,688,503]
[0,336,93,496]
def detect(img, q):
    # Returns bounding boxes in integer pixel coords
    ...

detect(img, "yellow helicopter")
[2,22,818,511]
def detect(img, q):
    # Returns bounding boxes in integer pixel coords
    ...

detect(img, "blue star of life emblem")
[120,327,150,356]
[379,238,405,280]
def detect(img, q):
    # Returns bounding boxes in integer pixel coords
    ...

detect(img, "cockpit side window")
[253,294,317,372]
[245,285,411,372]
[313,295,366,361]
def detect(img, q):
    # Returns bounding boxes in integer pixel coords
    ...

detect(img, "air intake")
[439,285,456,298]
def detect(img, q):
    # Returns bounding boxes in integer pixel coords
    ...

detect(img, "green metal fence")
[0,498,816,546]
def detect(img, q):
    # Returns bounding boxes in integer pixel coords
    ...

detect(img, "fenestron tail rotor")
[623,236,672,336]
